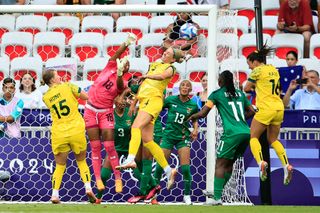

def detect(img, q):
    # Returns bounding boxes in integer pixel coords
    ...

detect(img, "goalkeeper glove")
[125,32,137,46]
[116,56,129,77]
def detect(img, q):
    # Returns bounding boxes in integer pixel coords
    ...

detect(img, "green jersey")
[163,95,198,140]
[114,107,135,152]
[207,87,250,137]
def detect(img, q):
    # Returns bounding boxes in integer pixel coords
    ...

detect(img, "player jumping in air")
[244,46,293,185]
[42,69,96,204]
[188,70,255,205]
[84,33,136,194]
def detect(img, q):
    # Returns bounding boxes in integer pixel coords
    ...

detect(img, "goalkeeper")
[83,33,136,194]
[188,70,255,205]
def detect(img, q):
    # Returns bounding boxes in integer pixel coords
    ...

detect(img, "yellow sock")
[52,163,66,190]
[76,159,91,184]
[271,140,289,166]
[250,138,263,165]
[129,128,142,156]
[143,141,169,169]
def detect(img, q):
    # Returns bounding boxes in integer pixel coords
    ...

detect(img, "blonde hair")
[172,48,184,63]
[42,69,56,86]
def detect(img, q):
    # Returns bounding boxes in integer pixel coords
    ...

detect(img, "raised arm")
[187,105,211,121]
[110,33,137,61]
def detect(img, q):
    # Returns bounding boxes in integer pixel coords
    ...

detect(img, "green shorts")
[216,134,250,160]
[160,137,191,150]
[154,136,162,145]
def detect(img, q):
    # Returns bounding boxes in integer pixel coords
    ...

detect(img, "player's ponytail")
[42,69,55,86]
[219,70,237,100]
[247,43,274,63]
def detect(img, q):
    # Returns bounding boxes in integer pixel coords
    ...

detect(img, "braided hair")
[219,70,237,100]
[247,44,274,63]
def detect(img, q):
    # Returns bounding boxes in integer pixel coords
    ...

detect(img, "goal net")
[0,5,251,205]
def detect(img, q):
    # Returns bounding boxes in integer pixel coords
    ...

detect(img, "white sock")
[164,166,171,178]
[126,154,135,162]
[52,189,59,197]
[84,182,91,191]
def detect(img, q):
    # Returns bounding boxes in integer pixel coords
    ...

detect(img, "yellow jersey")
[43,83,85,138]
[248,64,284,111]
[137,62,175,99]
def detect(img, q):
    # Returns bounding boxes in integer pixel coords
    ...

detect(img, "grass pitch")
[0,204,320,213]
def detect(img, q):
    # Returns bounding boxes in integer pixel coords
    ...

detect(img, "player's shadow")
[271,168,315,205]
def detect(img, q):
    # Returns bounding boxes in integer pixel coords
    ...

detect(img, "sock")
[181,165,191,195]
[153,163,163,184]
[103,141,121,180]
[250,138,263,165]
[143,141,169,169]
[213,177,225,200]
[90,140,102,181]
[140,160,153,195]
[96,167,112,199]
[52,189,59,197]
[223,172,232,187]
[271,140,289,167]
[128,128,142,156]
[76,159,91,188]
[52,163,66,190]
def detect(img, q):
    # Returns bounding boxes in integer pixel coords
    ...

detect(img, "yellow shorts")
[139,96,163,124]
[254,109,284,126]
[51,132,87,155]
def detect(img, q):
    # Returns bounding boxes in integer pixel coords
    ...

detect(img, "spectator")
[187,0,229,9]
[163,12,200,57]
[285,50,307,78]
[0,0,25,4]
[283,70,320,109]
[0,78,24,138]
[93,0,125,21]
[15,73,43,109]
[191,73,207,109]
[56,0,92,17]
[277,0,314,58]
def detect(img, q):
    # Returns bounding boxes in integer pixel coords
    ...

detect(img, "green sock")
[223,172,232,187]
[181,165,191,195]
[140,160,153,195]
[214,177,225,200]
[153,163,163,185]
[96,167,112,199]
[133,161,142,181]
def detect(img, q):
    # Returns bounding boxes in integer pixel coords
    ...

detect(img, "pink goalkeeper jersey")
[88,60,122,109]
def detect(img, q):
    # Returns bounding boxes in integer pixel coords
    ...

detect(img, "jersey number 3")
[52,99,71,119]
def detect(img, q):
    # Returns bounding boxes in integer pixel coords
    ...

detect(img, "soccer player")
[188,70,255,205]
[42,69,96,204]
[153,80,198,205]
[244,46,293,185]
[84,33,136,193]
[116,47,185,190]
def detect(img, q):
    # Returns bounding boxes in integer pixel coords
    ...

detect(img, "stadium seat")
[313,15,318,33]
[46,57,77,81]
[33,32,66,62]
[239,33,272,58]
[216,33,238,62]
[150,16,174,33]
[0,57,10,81]
[266,58,287,68]
[81,16,114,36]
[138,33,165,62]
[251,16,278,36]
[69,32,104,63]
[167,60,187,88]
[48,16,80,44]
[10,57,43,80]
[186,57,207,82]
[217,15,249,38]
[83,57,109,81]
[220,58,251,86]
[103,32,135,58]
[262,0,280,16]
[116,16,149,41]
[126,0,157,18]
[15,15,47,36]
[0,15,15,43]
[297,58,320,71]
[192,16,208,37]
[272,34,304,59]
[310,34,320,59]
[125,57,149,82]
[230,0,255,22]
[1,32,33,61]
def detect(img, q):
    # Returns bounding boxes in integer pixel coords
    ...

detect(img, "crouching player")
[42,69,96,204]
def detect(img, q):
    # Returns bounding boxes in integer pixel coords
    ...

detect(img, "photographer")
[283,70,320,109]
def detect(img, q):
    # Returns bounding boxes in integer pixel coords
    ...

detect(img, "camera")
[295,78,308,84]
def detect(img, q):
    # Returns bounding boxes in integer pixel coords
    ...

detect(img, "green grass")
[0,204,319,213]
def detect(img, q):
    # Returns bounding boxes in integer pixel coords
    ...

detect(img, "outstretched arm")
[110,33,137,61]
[187,105,212,121]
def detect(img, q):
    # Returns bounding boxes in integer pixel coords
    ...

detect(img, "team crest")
[186,107,192,113]
[126,120,132,125]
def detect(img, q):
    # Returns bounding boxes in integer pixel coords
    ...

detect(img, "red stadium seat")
[0,57,9,81]
[81,16,114,36]
[103,33,135,58]
[116,16,149,42]
[10,57,42,80]
[83,57,109,81]
[1,32,33,61]
[15,15,47,36]
[0,15,15,43]
[48,16,80,44]
[310,34,320,59]
[186,58,207,83]
[138,33,165,62]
